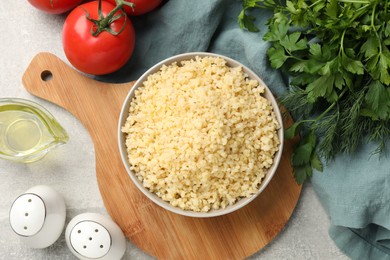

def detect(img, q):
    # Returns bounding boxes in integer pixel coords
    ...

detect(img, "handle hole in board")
[41,70,53,82]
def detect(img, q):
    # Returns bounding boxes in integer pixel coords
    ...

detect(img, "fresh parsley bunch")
[238,0,390,184]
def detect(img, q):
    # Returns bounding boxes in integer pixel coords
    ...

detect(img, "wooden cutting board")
[22,52,302,259]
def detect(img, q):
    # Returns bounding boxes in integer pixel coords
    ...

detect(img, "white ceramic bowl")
[118,52,284,218]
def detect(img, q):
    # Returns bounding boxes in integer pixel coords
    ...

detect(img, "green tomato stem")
[99,0,127,28]
[90,0,134,36]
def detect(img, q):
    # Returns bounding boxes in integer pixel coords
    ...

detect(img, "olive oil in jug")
[0,98,68,163]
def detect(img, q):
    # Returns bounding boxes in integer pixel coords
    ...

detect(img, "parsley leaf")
[291,131,321,183]
[294,165,312,184]
[292,142,313,166]
[267,44,288,68]
[361,36,379,59]
[280,32,308,52]
[285,121,303,139]
[238,0,276,32]
[306,74,336,103]
[368,52,390,85]
[238,11,259,32]
[309,43,322,59]
[311,153,323,172]
[326,0,338,19]
[364,81,390,120]
[263,22,288,42]
[291,131,316,166]
[341,51,364,75]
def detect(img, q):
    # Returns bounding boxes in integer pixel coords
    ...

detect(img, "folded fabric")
[312,142,390,260]
[99,0,390,259]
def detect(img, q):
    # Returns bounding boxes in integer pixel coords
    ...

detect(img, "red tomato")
[106,0,163,16]
[27,0,82,14]
[62,1,135,75]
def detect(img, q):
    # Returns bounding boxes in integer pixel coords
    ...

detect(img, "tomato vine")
[84,0,135,36]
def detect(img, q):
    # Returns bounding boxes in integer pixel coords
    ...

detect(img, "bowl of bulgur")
[118,52,283,217]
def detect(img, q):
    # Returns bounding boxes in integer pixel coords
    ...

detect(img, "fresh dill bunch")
[337,88,366,155]
[281,86,313,119]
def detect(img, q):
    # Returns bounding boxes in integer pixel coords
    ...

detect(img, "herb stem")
[370,3,376,28]
[355,5,369,13]
[338,30,346,55]
[316,103,336,122]
[308,0,322,8]
[315,88,348,122]
[370,3,383,54]
[288,55,305,62]
[285,48,305,61]
[337,0,370,3]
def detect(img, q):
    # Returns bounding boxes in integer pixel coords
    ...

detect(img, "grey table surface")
[0,2,349,260]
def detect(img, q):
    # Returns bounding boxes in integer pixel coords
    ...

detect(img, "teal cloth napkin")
[312,144,390,260]
[99,0,390,259]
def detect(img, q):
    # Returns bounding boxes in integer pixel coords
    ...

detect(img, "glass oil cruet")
[0,98,69,163]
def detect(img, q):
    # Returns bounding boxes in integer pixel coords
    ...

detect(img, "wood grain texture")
[22,52,302,260]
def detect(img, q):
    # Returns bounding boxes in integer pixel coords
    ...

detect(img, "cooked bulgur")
[122,56,280,212]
